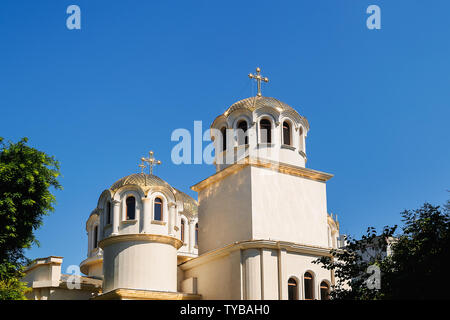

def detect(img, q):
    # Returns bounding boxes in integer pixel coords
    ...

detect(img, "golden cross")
[138,161,146,174]
[140,151,161,175]
[248,67,269,97]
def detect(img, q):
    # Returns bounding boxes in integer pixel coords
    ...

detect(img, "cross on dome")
[248,67,269,97]
[140,151,162,175]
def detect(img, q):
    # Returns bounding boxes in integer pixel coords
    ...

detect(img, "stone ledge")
[93,288,201,300]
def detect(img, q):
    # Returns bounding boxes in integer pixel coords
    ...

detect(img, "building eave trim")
[191,157,333,192]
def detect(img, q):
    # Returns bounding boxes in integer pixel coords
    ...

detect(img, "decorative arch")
[319,280,331,300]
[149,191,169,223]
[117,188,143,221]
[303,270,316,300]
[125,196,136,220]
[96,189,113,209]
[258,116,274,144]
[281,119,293,146]
[236,118,249,145]
[254,106,280,122]
[288,276,300,300]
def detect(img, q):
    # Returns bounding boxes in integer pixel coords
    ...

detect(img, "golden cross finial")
[248,67,269,97]
[140,151,161,175]
[138,161,146,174]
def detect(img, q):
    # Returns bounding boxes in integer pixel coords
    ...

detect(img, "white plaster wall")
[283,251,332,300]
[242,249,261,300]
[183,245,332,300]
[102,241,177,293]
[198,165,329,254]
[251,166,329,247]
[260,248,279,300]
[182,250,242,300]
[197,167,253,255]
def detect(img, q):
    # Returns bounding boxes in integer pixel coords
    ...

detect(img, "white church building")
[23,68,342,300]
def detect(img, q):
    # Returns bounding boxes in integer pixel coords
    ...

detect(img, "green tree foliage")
[382,202,450,299]
[0,137,61,300]
[315,200,450,300]
[314,225,396,300]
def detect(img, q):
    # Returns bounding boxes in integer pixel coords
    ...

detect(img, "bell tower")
[192,68,333,255]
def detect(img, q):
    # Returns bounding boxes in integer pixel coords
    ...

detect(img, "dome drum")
[211,96,309,172]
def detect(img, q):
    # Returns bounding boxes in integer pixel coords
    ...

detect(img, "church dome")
[109,173,198,216]
[110,173,173,191]
[215,95,309,130]
[225,96,297,116]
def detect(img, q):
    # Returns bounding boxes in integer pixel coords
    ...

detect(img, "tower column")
[98,207,104,241]
[141,197,152,233]
[188,218,195,252]
[112,200,121,236]
[168,202,177,237]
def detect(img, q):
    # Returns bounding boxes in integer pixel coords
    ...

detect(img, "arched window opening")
[195,223,199,246]
[288,278,298,300]
[93,225,98,249]
[304,272,314,300]
[220,127,227,151]
[106,201,111,225]
[154,197,163,221]
[283,121,291,146]
[237,120,248,145]
[126,196,136,220]
[320,281,330,300]
[260,119,272,144]
[181,219,185,243]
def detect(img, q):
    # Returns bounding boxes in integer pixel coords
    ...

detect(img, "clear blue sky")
[1,0,449,272]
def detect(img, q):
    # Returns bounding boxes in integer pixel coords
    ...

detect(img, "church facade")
[23,68,342,300]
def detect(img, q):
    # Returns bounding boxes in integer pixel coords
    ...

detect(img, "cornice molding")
[99,233,183,250]
[191,156,333,192]
[179,239,335,271]
[94,288,201,300]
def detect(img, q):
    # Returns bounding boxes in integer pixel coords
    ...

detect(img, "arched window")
[195,223,198,246]
[93,225,98,248]
[260,119,272,144]
[283,121,291,146]
[154,197,163,221]
[220,127,227,151]
[288,278,298,300]
[181,220,185,243]
[126,196,136,220]
[106,201,111,225]
[320,281,330,300]
[304,272,314,300]
[237,120,248,145]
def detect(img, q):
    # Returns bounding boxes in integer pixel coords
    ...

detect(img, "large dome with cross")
[210,67,311,172]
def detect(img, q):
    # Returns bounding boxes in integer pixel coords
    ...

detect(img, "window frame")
[259,118,272,144]
[288,277,299,300]
[282,121,292,146]
[125,196,136,220]
[320,281,330,300]
[154,197,163,221]
[304,271,315,300]
[236,120,249,145]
